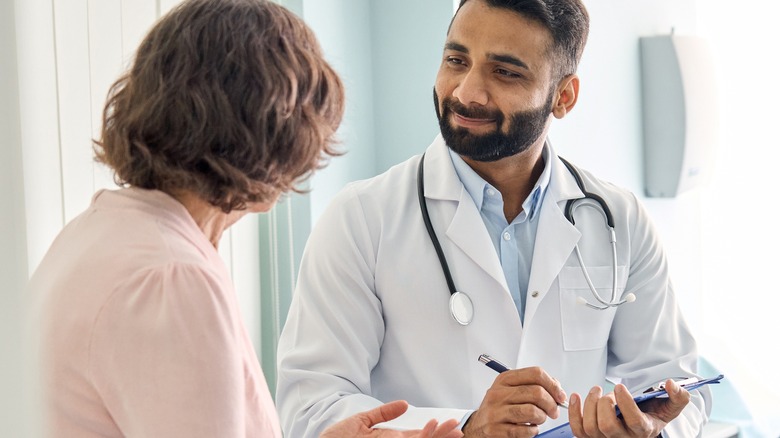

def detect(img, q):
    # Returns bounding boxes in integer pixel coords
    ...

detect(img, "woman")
[29,0,461,437]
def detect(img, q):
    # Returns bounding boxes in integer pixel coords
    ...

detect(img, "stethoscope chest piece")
[449,291,474,325]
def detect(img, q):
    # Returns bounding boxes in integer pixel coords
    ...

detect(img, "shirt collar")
[448,143,552,221]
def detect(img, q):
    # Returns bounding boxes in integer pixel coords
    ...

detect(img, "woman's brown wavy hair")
[95,0,344,212]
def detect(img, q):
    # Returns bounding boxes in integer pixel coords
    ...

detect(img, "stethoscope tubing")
[417,152,633,324]
[417,153,458,296]
[418,153,475,325]
[569,201,622,309]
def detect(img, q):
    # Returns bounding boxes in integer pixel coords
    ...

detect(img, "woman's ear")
[552,74,579,119]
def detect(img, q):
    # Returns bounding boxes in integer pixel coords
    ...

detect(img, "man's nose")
[452,69,489,107]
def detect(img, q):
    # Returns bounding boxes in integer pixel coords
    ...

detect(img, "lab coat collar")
[546,139,586,202]
[421,135,510,294]
[420,134,461,202]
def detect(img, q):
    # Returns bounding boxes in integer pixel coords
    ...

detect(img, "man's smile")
[452,112,497,130]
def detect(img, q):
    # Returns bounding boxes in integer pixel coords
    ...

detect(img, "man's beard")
[433,88,554,162]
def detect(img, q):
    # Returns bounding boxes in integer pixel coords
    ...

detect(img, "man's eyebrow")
[444,42,469,53]
[444,42,530,71]
[488,53,529,70]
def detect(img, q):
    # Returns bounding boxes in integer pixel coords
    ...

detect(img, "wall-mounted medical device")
[639,34,718,198]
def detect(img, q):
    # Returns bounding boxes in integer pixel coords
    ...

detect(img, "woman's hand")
[320,400,463,438]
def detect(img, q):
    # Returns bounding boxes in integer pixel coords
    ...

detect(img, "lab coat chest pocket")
[558,265,628,351]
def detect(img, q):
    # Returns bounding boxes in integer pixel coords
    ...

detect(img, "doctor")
[276,0,710,437]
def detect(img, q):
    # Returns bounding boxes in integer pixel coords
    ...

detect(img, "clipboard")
[537,374,724,438]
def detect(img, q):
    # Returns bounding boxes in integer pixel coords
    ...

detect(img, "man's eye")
[496,68,521,78]
[446,57,465,66]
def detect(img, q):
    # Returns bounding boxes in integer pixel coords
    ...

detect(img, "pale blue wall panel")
[304,0,378,222]
[371,0,453,172]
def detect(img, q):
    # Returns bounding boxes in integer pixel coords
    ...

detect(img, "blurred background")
[2,0,778,436]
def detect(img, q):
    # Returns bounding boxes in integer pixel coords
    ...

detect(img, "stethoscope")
[417,153,636,326]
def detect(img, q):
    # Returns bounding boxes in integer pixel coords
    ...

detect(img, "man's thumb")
[662,380,691,421]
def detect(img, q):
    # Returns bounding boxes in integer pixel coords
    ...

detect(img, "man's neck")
[461,142,545,223]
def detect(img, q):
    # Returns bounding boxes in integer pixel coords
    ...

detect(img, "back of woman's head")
[96,0,345,212]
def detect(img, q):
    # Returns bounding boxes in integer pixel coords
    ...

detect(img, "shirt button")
[487,188,496,196]
[502,232,511,241]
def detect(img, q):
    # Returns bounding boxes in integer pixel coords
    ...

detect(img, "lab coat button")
[531,291,539,298]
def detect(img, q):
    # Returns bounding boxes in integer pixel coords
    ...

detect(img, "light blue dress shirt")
[448,146,552,324]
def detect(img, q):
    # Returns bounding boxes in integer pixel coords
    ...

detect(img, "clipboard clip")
[644,374,724,394]
[645,376,699,393]
[634,374,724,406]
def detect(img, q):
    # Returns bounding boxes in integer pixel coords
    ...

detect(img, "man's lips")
[452,113,497,129]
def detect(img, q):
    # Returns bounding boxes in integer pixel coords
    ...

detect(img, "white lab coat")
[276,135,710,437]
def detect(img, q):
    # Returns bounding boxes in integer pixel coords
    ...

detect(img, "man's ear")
[552,74,579,119]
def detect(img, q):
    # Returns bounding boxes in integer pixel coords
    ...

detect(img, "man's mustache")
[442,98,503,121]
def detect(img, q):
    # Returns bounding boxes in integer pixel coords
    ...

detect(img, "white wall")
[695,0,780,432]
[303,0,378,222]
[1,0,34,434]
[369,0,453,173]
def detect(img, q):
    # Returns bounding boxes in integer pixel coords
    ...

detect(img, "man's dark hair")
[95,0,344,212]
[455,0,589,81]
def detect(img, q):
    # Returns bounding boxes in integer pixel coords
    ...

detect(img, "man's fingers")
[660,379,691,421]
[501,402,550,425]
[568,382,691,438]
[613,383,642,424]
[595,392,622,436]
[613,384,654,436]
[496,367,568,405]
[582,386,603,437]
[469,367,568,435]
[568,393,588,437]
[488,367,566,419]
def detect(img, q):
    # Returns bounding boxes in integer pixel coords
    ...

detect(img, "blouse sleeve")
[88,263,247,437]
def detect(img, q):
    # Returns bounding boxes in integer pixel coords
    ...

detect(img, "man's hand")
[320,400,463,438]
[568,379,691,438]
[462,367,567,438]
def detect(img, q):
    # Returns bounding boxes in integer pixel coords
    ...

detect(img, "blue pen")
[478,354,569,409]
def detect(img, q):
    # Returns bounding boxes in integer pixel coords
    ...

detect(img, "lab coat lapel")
[446,188,509,292]
[523,152,583,324]
[423,137,510,294]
